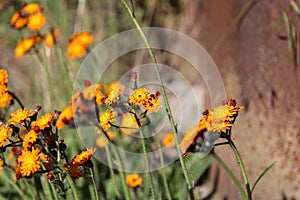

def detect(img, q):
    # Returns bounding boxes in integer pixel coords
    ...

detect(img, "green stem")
[119,0,194,198]
[105,145,121,198]
[89,168,99,200]
[111,146,131,200]
[211,152,247,200]
[8,92,24,109]
[155,135,172,200]
[57,163,79,200]
[139,128,156,199]
[227,137,252,200]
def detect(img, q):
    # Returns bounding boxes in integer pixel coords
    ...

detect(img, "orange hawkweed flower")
[126,174,143,188]
[15,37,36,58]
[22,3,43,15]
[104,82,125,105]
[162,133,175,147]
[0,69,8,85]
[27,12,46,31]
[120,113,139,135]
[55,106,74,129]
[0,125,11,147]
[129,88,151,106]
[9,108,34,125]
[45,29,59,47]
[16,147,41,177]
[143,94,161,113]
[31,112,54,131]
[179,99,243,156]
[10,12,27,29]
[22,130,37,151]
[99,110,116,131]
[71,148,96,165]
[96,131,115,148]
[0,157,3,175]
[67,32,93,59]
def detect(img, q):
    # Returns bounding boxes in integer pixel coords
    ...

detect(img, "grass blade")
[251,161,276,193]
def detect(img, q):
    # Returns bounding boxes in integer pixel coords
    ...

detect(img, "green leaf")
[251,161,276,192]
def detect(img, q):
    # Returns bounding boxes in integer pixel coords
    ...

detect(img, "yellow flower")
[129,88,151,106]
[31,112,54,130]
[55,106,74,129]
[9,108,34,125]
[67,32,93,59]
[0,125,10,147]
[0,157,3,175]
[143,94,161,113]
[22,3,43,15]
[17,147,41,177]
[22,130,37,150]
[99,110,116,131]
[15,37,36,58]
[10,12,27,29]
[96,131,115,148]
[104,82,125,105]
[27,12,46,31]
[0,69,8,85]
[71,148,96,165]
[162,133,175,147]
[120,113,139,135]
[126,174,143,188]
[45,29,59,47]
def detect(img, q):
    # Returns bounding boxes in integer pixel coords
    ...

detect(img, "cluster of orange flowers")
[56,78,162,150]
[0,69,95,185]
[11,3,93,59]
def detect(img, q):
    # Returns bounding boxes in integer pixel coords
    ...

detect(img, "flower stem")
[89,167,99,200]
[226,137,252,200]
[111,146,131,200]
[119,0,194,198]
[57,163,79,200]
[139,128,156,199]
[155,135,172,200]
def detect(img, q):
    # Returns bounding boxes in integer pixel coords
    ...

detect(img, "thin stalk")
[139,128,156,199]
[8,92,24,109]
[57,163,79,200]
[226,137,252,200]
[119,0,194,198]
[105,145,121,198]
[89,168,99,200]
[211,152,247,200]
[111,146,131,200]
[155,135,172,200]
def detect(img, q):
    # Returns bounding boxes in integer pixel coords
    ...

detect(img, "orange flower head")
[0,125,11,147]
[27,12,46,31]
[17,147,41,177]
[31,112,54,131]
[162,133,175,147]
[15,37,36,58]
[99,110,116,131]
[70,32,93,47]
[126,174,143,188]
[0,86,12,108]
[104,82,125,105]
[0,69,8,85]
[9,108,34,125]
[67,41,86,59]
[55,106,74,129]
[22,3,43,15]
[10,12,27,29]
[45,29,59,47]
[82,84,105,101]
[22,130,38,150]
[120,113,139,135]
[129,88,151,106]
[71,148,96,165]
[143,94,161,113]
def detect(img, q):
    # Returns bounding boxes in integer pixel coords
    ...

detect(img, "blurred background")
[0,0,299,199]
